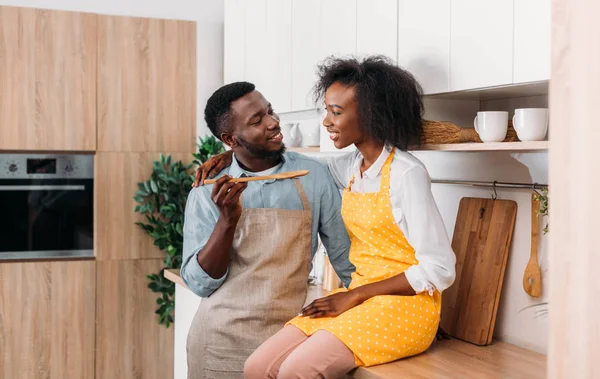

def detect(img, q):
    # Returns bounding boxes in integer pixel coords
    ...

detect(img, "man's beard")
[236,136,286,159]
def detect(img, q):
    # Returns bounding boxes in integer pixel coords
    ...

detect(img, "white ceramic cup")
[512,108,548,141]
[473,111,508,142]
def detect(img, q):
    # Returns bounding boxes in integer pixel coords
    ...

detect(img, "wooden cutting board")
[440,197,518,346]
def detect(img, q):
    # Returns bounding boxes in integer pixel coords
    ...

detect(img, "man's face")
[223,90,285,158]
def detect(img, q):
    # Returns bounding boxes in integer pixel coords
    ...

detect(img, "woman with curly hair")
[195,55,456,378]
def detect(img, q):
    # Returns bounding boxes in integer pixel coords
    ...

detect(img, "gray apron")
[186,179,313,379]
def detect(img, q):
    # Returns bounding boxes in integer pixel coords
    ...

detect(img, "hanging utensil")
[203,170,309,185]
[523,192,542,298]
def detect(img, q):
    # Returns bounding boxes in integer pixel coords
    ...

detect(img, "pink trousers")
[244,325,356,379]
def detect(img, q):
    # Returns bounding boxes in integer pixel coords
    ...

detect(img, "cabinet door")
[514,0,551,83]
[244,0,268,92]
[397,0,450,94]
[0,260,96,379]
[224,0,246,84]
[98,15,196,153]
[264,0,293,113]
[320,0,357,58]
[96,259,174,379]
[95,152,192,261]
[356,0,397,61]
[0,7,96,151]
[450,0,514,91]
[292,0,322,111]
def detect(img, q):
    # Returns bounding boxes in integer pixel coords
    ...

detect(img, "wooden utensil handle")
[531,192,540,259]
[204,176,270,185]
[203,170,308,185]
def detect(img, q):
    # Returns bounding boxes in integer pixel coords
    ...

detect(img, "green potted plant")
[133,135,225,327]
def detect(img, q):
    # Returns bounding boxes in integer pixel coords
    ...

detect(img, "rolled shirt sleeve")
[180,187,228,298]
[399,167,456,294]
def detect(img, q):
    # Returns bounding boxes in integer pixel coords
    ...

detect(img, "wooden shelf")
[414,141,548,152]
[286,142,548,153]
[288,147,321,153]
[424,80,549,101]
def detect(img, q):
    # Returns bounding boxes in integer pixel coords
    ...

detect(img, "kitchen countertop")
[164,270,546,379]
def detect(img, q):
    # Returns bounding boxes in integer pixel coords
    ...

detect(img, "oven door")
[0,178,93,260]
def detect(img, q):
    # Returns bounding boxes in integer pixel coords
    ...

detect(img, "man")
[181,81,354,378]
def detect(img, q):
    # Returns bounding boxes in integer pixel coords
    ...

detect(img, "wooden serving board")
[440,197,518,345]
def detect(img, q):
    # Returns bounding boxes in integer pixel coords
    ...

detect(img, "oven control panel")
[0,154,93,179]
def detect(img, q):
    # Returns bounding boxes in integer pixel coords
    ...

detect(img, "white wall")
[0,0,224,138]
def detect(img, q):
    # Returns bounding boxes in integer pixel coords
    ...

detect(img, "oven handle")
[0,185,86,191]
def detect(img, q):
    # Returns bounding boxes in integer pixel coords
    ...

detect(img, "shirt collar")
[351,146,392,179]
[229,153,287,182]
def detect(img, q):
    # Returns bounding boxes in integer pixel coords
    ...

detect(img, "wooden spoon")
[203,170,309,185]
[523,192,542,298]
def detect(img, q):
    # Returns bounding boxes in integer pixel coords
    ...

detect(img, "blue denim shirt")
[181,152,354,297]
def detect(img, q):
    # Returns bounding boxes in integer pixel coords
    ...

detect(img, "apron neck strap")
[379,148,395,194]
[293,178,311,211]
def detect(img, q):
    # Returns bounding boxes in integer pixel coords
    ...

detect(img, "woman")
[195,55,456,378]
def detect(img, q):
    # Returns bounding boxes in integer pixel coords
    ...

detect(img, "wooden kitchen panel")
[0,260,96,379]
[96,259,174,379]
[97,15,196,153]
[0,6,97,151]
[95,152,192,260]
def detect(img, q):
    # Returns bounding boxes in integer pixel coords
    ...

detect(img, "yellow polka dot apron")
[288,150,441,367]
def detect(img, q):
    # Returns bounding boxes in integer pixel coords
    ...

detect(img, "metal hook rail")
[431,179,548,191]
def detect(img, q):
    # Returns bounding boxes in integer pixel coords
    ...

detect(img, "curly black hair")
[204,81,256,140]
[313,55,424,150]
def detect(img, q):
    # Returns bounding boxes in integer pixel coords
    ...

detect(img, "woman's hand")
[300,291,362,319]
[193,150,234,187]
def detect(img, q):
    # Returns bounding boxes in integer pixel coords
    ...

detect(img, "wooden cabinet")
[224,0,246,84]
[291,0,322,111]
[356,0,397,60]
[450,0,514,91]
[0,6,96,151]
[96,259,174,379]
[513,0,551,83]
[0,260,96,379]
[397,0,450,94]
[97,15,196,153]
[95,152,191,261]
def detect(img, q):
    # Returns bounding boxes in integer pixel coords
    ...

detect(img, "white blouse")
[326,147,456,294]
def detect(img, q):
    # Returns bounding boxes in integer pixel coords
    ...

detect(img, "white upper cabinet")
[264,0,293,112]
[513,0,551,83]
[292,0,322,111]
[450,0,514,91]
[356,0,397,61]
[320,0,357,58]
[397,0,450,94]
[244,0,268,91]
[225,0,550,113]
[224,0,245,84]
[227,0,293,112]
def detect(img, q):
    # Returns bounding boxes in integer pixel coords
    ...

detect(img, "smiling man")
[181,81,354,379]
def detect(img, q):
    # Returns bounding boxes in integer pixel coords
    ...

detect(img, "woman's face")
[322,82,364,149]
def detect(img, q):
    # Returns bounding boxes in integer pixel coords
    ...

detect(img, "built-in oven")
[0,154,94,260]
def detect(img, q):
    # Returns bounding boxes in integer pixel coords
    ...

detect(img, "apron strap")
[379,148,395,194]
[293,178,311,211]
